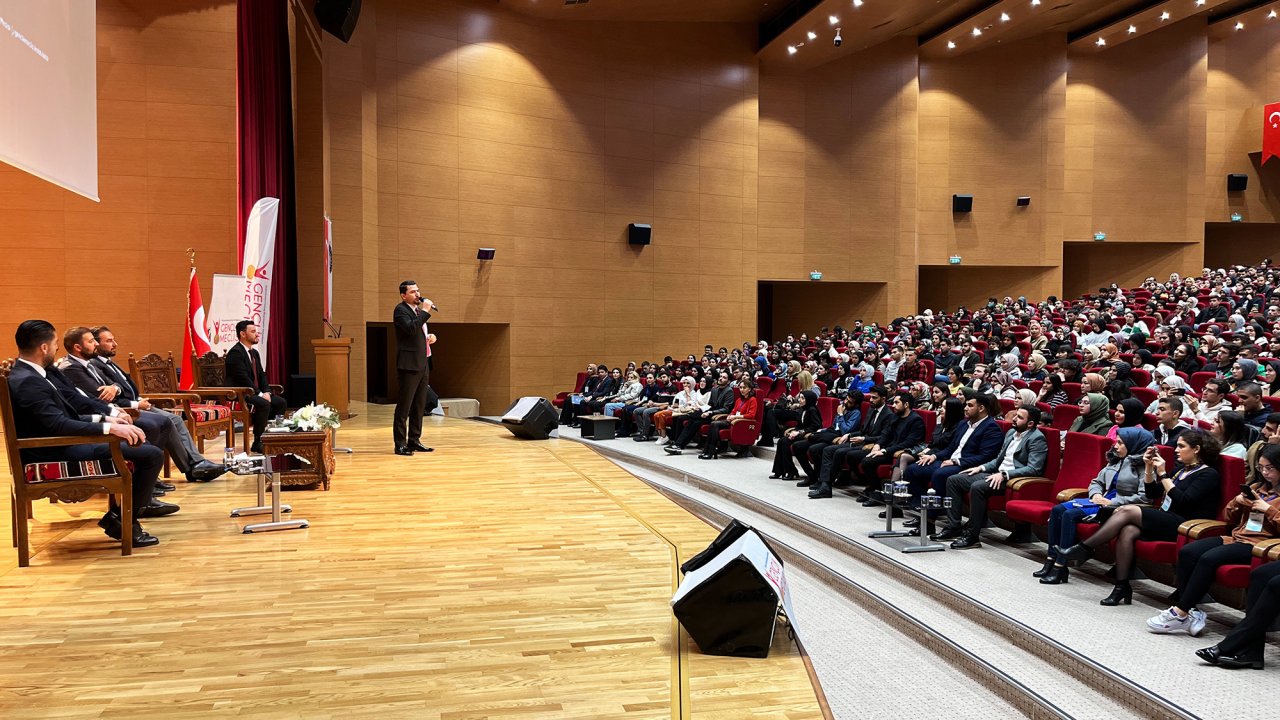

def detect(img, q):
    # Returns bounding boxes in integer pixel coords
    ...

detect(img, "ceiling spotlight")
[947,40,956,49]
[1270,10,1277,19]
[1127,25,1137,33]
[829,14,839,25]
[1031,0,1040,5]
[807,31,817,40]
[973,27,982,36]
[1096,37,1106,46]
[787,45,797,54]
[853,0,863,7]
[1195,0,1205,5]
[1000,12,1011,22]
[1235,21,1245,29]
[1160,11,1170,20]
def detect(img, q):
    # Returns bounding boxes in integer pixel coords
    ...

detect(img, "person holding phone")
[1148,444,1280,635]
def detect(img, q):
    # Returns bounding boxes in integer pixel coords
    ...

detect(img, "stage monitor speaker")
[500,397,559,440]
[314,0,362,42]
[628,223,652,245]
[952,194,973,213]
[671,520,796,658]
[1227,174,1248,192]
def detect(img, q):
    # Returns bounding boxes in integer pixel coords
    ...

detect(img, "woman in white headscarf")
[1147,364,1176,391]
[999,353,1023,381]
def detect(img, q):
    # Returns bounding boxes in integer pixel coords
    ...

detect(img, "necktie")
[84,360,110,386]
[250,348,263,387]
[102,359,131,389]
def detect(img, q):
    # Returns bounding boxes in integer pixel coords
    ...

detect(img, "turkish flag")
[1265,102,1280,166]
[180,267,212,389]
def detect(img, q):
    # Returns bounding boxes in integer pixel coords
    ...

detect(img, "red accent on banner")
[1265,102,1280,166]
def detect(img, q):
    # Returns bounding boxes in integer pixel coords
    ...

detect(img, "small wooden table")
[579,414,619,440]
[260,429,336,490]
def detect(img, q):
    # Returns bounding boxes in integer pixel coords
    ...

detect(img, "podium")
[311,338,353,417]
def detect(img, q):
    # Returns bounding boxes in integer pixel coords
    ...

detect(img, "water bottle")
[224,445,233,467]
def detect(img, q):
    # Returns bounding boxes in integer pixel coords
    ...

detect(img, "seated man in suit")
[226,321,287,453]
[58,326,225,482]
[8,320,167,547]
[811,385,892,496]
[901,393,1005,528]
[933,405,1048,549]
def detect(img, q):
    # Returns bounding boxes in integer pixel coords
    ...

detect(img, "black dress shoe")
[808,486,832,499]
[950,535,981,550]
[1039,565,1070,585]
[697,453,714,460]
[250,441,264,454]
[98,513,122,539]
[410,442,434,453]
[188,462,226,483]
[155,481,177,492]
[1055,543,1095,567]
[796,478,815,487]
[1216,653,1264,670]
[152,488,167,497]
[1032,558,1057,578]
[137,500,180,518]
[903,517,920,528]
[878,508,905,519]
[1195,646,1221,665]
[930,525,965,542]
[664,446,683,456]
[394,446,415,456]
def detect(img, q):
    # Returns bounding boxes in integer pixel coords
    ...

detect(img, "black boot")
[1032,558,1057,578]
[1100,581,1132,606]
[1054,543,1094,567]
[1038,565,1069,585]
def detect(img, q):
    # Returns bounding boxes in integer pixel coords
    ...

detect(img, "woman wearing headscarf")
[1148,364,1176,391]
[1005,388,1039,422]
[1070,393,1114,437]
[1106,397,1147,442]
[1108,361,1137,390]
[1024,352,1049,382]
[1133,348,1157,372]
[1228,357,1259,393]
[1082,372,1107,395]
[770,390,822,480]
[998,353,1023,381]
[990,370,1018,400]
[1036,427,1155,584]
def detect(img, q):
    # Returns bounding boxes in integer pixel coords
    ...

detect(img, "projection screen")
[0,0,98,201]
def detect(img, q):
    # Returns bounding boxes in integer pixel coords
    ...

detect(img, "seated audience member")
[1245,414,1280,484]
[1036,427,1154,584]
[580,367,623,417]
[560,363,600,424]
[829,390,926,501]
[1153,397,1190,447]
[1259,360,1280,396]
[990,371,1018,400]
[1150,443,1280,637]
[769,390,821,479]
[889,397,964,489]
[1227,358,1259,393]
[7,320,167,547]
[968,364,993,394]
[632,374,675,441]
[828,363,854,397]
[569,365,614,426]
[758,370,816,447]
[1081,372,1106,395]
[1056,430,1222,607]
[1213,410,1251,459]
[603,371,643,436]
[653,377,701,443]
[1196,557,1280,670]
[1171,343,1203,375]
[1201,343,1238,375]
[1024,352,1049,382]
[897,347,930,385]
[933,406,1047,549]
[933,339,957,374]
[882,347,903,384]
[945,367,965,396]
[664,373,734,454]
[955,340,981,376]
[1189,379,1233,424]
[1107,397,1146,442]
[1038,373,1070,408]
[698,379,758,460]
[1069,393,1114,437]
[1235,382,1271,429]
[1107,360,1137,391]
[793,391,862,485]
[900,394,1003,527]
[226,320,288,454]
[58,326,225,483]
[810,385,893,498]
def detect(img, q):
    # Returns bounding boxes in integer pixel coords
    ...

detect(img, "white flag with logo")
[206,197,279,367]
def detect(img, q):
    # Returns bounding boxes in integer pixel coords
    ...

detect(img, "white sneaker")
[1147,607,1194,634]
[1188,608,1207,637]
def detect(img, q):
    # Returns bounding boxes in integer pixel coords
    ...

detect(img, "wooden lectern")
[311,338,353,418]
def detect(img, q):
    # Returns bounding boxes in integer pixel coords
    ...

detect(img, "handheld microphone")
[419,298,440,311]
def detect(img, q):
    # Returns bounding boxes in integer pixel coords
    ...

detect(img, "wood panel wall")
[0,0,237,358]
[1206,20,1280,224]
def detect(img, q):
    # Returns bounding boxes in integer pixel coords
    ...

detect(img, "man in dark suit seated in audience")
[8,320,167,547]
[901,393,1005,528]
[226,320,286,453]
[664,372,735,455]
[809,385,894,499]
[58,326,225,482]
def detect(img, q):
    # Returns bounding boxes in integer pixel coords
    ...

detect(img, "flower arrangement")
[283,402,342,432]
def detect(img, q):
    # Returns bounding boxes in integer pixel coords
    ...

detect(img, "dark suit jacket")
[59,358,128,408]
[956,351,981,374]
[393,301,431,373]
[93,356,141,402]
[706,385,736,415]
[879,411,927,454]
[6,361,104,453]
[939,416,1006,468]
[858,403,892,440]
[46,365,116,417]
[226,343,269,393]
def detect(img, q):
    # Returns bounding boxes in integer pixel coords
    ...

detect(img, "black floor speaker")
[500,397,559,440]
[671,520,793,658]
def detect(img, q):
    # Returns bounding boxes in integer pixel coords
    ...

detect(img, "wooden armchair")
[190,351,284,452]
[128,352,234,452]
[2,360,133,566]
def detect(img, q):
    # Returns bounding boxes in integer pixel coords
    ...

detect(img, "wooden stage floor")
[0,404,823,719]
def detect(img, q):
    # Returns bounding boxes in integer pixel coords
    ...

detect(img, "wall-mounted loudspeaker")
[314,0,362,42]
[1227,174,1248,192]
[1016,196,1031,207]
[952,194,973,213]
[628,223,652,246]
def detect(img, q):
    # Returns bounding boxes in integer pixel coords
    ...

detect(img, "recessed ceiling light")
[829,15,839,25]
[1127,24,1137,33]
[1195,0,1205,6]
[1000,12,1011,22]
[1096,37,1106,46]
[1269,10,1277,19]
[947,40,956,49]
[1235,21,1245,29]
[807,31,817,40]
[973,27,982,36]
[787,45,797,54]
[1160,11,1171,20]
[1031,0,1041,5]
[853,0,863,7]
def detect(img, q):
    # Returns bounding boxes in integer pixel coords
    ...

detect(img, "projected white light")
[1096,37,1106,46]
[1235,21,1244,29]
[947,40,956,49]
[1000,12,1010,22]
[1160,11,1171,20]
[829,15,839,25]
[807,31,817,40]
[787,45,797,54]
[972,27,982,36]
[1127,25,1137,33]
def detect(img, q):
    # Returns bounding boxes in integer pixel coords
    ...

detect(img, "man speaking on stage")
[393,280,436,456]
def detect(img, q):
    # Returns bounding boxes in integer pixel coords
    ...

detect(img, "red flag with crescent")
[1265,102,1280,165]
